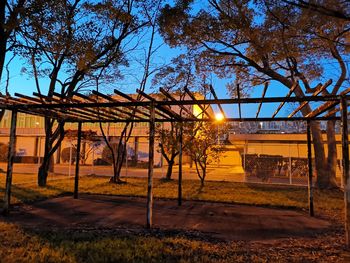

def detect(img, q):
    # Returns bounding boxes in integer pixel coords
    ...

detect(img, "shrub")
[0,143,8,162]
[61,147,77,164]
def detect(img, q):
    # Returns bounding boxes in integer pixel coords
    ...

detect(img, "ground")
[4,195,330,241]
[0,173,348,262]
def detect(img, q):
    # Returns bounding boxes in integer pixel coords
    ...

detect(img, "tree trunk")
[38,120,52,187]
[165,159,174,180]
[325,119,338,188]
[38,159,49,186]
[200,167,206,186]
[0,110,5,124]
[38,119,65,187]
[110,138,125,183]
[295,86,334,189]
[309,121,328,188]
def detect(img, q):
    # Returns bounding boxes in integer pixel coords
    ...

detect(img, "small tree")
[157,121,196,180]
[158,122,181,180]
[65,129,100,165]
[185,122,226,186]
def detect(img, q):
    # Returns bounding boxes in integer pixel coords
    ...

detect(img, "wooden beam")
[2,110,17,215]
[33,92,108,121]
[137,89,182,120]
[146,102,155,228]
[341,96,350,247]
[74,122,82,199]
[256,83,269,118]
[159,87,195,118]
[272,82,297,118]
[236,84,242,119]
[306,87,350,118]
[306,120,314,217]
[92,90,146,120]
[52,92,123,121]
[114,89,159,118]
[14,93,79,121]
[288,80,332,118]
[178,122,183,206]
[183,87,211,118]
[209,84,226,118]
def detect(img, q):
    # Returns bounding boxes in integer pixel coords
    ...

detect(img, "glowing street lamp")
[215,112,224,122]
[215,112,225,146]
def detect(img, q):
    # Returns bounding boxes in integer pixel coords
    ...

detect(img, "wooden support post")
[74,122,82,199]
[306,120,314,217]
[178,122,183,206]
[3,110,18,215]
[341,96,350,246]
[146,102,155,228]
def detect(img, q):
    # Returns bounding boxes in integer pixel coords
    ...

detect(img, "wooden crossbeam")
[136,89,182,120]
[236,84,242,119]
[33,92,105,121]
[159,87,195,118]
[53,92,129,121]
[272,82,297,118]
[256,82,269,118]
[91,90,146,120]
[114,89,169,119]
[209,85,226,118]
[183,87,211,118]
[306,87,350,118]
[288,80,332,118]
[14,93,83,121]
[53,92,117,120]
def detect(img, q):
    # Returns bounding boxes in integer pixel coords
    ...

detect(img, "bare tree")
[97,0,162,183]
[20,0,149,186]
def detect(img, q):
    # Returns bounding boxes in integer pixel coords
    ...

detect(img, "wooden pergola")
[0,87,350,245]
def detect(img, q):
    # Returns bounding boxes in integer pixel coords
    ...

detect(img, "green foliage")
[185,122,228,184]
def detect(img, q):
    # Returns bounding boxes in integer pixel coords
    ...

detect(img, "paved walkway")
[3,195,330,241]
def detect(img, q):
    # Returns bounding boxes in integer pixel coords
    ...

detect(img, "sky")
[1,1,348,120]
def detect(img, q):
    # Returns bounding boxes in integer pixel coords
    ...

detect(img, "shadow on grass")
[2,184,72,206]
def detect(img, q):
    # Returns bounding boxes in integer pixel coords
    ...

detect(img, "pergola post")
[74,122,82,199]
[341,96,350,246]
[178,122,183,206]
[3,110,18,215]
[146,101,155,228]
[306,120,314,217]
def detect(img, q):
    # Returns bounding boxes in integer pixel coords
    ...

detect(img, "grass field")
[0,173,347,262]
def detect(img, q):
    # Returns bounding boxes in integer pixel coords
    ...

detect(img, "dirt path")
[3,195,330,241]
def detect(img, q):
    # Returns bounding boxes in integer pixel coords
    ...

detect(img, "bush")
[0,143,8,162]
[61,147,77,164]
[102,143,125,165]
[256,155,283,182]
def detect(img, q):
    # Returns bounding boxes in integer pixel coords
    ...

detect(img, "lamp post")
[35,122,41,169]
[215,112,224,167]
[215,112,224,145]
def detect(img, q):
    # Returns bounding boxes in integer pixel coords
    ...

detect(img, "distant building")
[0,92,210,166]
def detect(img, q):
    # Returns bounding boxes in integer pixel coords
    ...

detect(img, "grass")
[0,173,346,262]
[0,222,346,263]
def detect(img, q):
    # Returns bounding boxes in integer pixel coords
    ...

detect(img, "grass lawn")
[0,173,347,262]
